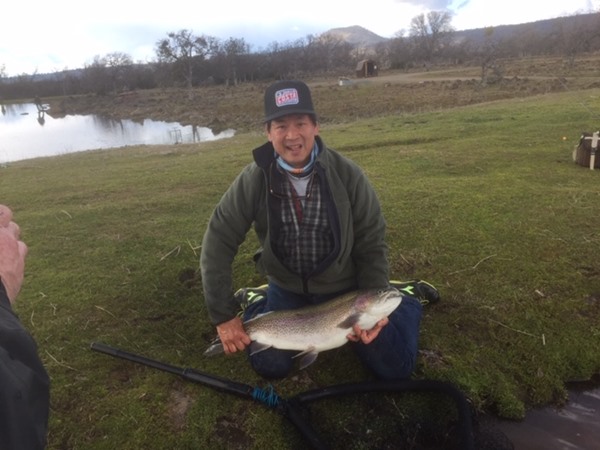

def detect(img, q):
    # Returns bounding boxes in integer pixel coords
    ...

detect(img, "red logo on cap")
[275,88,299,107]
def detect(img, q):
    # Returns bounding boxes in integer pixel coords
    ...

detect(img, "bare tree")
[409,11,454,64]
[387,36,414,70]
[219,37,251,86]
[104,52,133,92]
[475,27,505,84]
[83,56,110,95]
[155,29,217,94]
[263,39,310,79]
[81,52,133,95]
[554,13,600,68]
[307,34,353,74]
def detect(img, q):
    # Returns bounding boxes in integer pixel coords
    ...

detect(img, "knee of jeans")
[359,335,419,381]
[367,348,417,380]
[249,350,294,379]
[399,295,423,316]
[378,356,417,380]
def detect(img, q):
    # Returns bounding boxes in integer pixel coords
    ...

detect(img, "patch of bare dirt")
[210,414,254,449]
[167,388,194,431]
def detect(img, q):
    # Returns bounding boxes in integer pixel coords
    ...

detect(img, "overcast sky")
[1,0,598,76]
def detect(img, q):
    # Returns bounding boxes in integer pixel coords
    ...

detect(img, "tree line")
[1,11,599,101]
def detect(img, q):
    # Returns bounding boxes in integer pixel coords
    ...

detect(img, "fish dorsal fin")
[292,347,319,369]
[337,313,361,329]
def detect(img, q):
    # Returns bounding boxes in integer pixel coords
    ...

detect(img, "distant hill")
[320,25,388,48]
[451,13,600,46]
[321,13,600,49]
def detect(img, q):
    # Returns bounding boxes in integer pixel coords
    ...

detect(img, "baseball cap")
[263,80,317,122]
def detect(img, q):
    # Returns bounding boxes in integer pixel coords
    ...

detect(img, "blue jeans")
[243,283,422,380]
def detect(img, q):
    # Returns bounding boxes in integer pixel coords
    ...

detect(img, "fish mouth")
[369,287,403,311]
[379,286,402,299]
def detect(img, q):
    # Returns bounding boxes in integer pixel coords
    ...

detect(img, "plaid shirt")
[275,170,334,276]
[201,136,389,324]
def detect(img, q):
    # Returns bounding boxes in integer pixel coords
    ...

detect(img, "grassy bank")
[2,86,600,448]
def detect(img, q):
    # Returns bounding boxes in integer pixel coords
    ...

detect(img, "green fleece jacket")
[201,136,389,325]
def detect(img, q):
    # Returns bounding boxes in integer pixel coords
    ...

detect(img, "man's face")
[267,114,319,169]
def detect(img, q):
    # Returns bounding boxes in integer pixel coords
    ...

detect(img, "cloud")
[396,0,454,9]
[1,0,597,76]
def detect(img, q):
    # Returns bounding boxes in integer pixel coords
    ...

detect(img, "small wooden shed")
[355,59,378,78]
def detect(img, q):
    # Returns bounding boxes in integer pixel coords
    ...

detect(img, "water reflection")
[0,103,235,163]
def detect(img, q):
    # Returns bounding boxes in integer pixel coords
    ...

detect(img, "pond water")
[0,103,235,163]
[497,384,600,449]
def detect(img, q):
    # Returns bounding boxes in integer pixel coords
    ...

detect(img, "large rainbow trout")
[204,287,403,369]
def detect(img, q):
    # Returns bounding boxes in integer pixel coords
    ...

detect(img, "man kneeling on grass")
[201,80,438,379]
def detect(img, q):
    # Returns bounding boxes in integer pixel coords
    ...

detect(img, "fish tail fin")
[204,339,224,356]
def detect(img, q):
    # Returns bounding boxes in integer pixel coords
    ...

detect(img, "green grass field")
[2,86,599,449]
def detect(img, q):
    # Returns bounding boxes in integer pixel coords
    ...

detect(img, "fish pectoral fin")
[249,341,272,356]
[337,313,361,329]
[293,347,319,370]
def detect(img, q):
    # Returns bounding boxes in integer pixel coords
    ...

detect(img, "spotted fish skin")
[204,288,403,369]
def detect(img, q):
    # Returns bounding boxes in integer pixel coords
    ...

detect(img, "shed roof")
[355,59,375,70]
